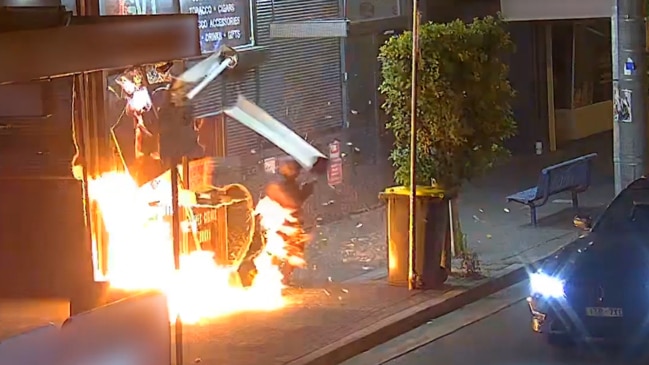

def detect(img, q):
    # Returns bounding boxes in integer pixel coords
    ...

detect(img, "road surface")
[345,281,649,365]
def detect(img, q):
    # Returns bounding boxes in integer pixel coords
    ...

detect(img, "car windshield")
[591,186,649,233]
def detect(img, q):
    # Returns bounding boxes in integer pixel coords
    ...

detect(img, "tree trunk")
[449,197,466,257]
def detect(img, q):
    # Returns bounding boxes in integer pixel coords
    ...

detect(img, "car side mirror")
[573,215,592,231]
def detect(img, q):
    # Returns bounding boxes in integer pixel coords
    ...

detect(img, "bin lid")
[382,186,445,198]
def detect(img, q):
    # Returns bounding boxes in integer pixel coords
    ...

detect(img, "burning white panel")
[224,95,327,172]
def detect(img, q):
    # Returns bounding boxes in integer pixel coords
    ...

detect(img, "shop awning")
[269,16,409,38]
[0,14,201,83]
[500,0,613,21]
[270,19,348,38]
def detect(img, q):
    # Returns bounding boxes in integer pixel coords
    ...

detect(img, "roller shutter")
[224,70,259,156]
[188,59,224,118]
[256,0,343,135]
[190,0,343,156]
[189,63,260,157]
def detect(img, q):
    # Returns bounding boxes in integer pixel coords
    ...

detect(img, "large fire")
[87,172,297,324]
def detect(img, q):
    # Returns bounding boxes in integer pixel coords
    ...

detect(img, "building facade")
[1,1,627,307]
[431,0,616,154]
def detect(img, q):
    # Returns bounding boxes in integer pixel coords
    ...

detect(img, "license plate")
[586,307,623,317]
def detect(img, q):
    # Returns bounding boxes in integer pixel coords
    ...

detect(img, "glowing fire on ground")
[87,172,299,324]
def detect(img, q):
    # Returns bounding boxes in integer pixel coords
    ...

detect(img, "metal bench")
[506,153,597,226]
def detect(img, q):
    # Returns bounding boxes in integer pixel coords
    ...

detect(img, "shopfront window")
[552,23,573,109]
[573,19,612,108]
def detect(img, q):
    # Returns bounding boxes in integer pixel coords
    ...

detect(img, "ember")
[87,172,297,324]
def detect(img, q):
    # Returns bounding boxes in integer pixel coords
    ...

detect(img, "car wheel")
[546,333,574,348]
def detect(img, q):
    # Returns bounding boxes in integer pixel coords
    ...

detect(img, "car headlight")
[529,271,565,298]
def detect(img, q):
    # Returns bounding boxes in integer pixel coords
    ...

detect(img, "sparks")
[87,172,298,324]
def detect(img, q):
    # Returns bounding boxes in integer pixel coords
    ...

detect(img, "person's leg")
[237,260,258,287]
[281,264,295,286]
[237,218,264,287]
[281,231,307,285]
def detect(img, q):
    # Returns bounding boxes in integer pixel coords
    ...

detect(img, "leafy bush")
[379,16,517,190]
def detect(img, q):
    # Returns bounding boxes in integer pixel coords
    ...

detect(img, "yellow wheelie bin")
[379,186,451,289]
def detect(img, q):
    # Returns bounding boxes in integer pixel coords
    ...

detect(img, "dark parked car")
[528,177,649,346]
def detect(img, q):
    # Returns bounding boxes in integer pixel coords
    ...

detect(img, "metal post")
[408,0,420,291]
[215,113,228,265]
[171,164,184,365]
[612,0,648,194]
[545,24,557,152]
[181,156,190,254]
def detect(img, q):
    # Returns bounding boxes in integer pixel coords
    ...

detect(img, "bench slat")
[506,187,538,204]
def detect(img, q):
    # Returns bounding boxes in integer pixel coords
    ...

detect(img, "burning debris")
[88,172,287,324]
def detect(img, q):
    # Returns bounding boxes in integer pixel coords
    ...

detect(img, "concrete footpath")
[176,133,615,365]
[340,280,531,365]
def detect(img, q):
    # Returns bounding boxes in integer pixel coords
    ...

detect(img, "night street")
[387,296,649,365]
[344,280,649,365]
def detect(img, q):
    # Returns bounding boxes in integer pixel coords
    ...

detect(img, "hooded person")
[238,158,315,286]
[265,158,314,213]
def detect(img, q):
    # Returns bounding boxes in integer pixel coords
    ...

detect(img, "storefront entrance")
[549,19,613,145]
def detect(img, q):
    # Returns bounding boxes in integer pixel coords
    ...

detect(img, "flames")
[87,172,300,324]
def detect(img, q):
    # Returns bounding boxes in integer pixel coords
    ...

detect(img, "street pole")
[612,0,648,194]
[408,0,420,291]
[170,164,184,365]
